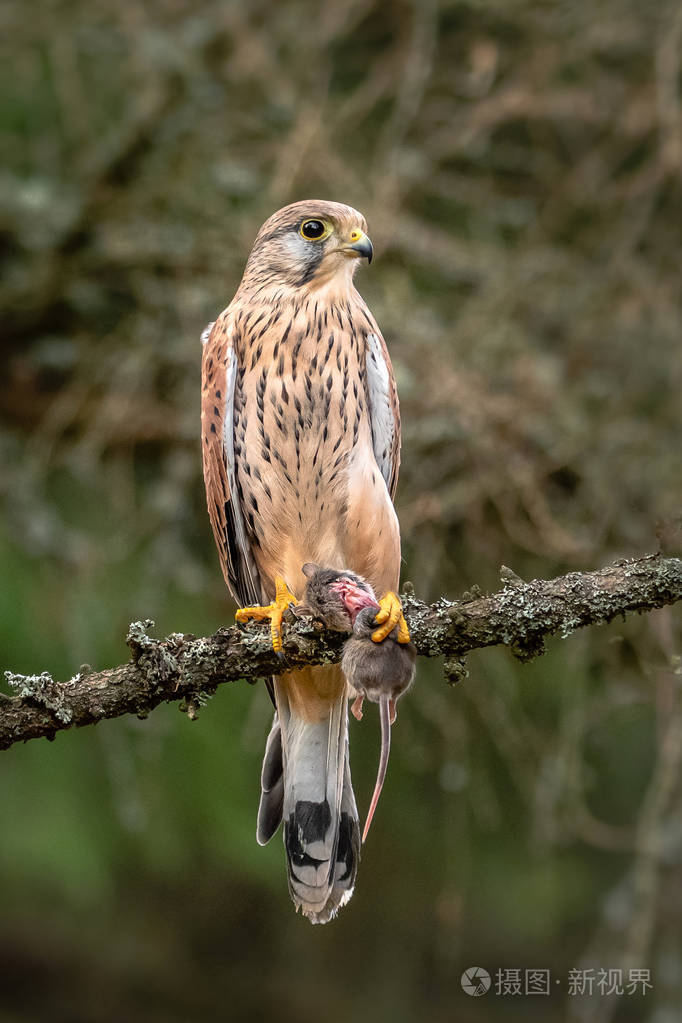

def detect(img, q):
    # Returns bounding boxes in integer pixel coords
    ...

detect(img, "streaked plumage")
[201,200,402,922]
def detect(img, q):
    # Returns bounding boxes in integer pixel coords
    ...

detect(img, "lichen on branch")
[1,553,680,752]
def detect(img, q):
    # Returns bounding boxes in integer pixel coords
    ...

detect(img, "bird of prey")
[200,200,409,923]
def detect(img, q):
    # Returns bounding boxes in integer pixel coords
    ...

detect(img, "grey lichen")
[126,619,156,653]
[4,670,74,724]
[443,656,469,685]
[1,553,680,752]
[127,619,179,687]
[499,565,526,589]
[179,690,213,721]
[560,618,581,639]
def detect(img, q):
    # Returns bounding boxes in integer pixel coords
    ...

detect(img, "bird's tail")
[257,665,360,924]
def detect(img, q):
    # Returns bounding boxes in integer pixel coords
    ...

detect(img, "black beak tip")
[350,238,374,263]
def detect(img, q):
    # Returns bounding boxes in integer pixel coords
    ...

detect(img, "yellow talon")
[235,575,298,653]
[372,591,411,644]
[396,614,411,645]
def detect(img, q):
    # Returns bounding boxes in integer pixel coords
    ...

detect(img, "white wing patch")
[200,321,215,346]
[365,332,395,492]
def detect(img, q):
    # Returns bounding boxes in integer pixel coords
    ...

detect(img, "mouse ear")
[302,562,319,579]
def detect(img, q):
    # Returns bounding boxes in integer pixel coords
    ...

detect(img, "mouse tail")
[362,692,395,843]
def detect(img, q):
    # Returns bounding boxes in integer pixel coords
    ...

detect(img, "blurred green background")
[1,0,681,1020]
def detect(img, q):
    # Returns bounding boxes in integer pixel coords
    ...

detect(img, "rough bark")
[2,553,681,752]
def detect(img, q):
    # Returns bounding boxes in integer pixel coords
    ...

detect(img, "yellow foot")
[372,591,411,644]
[235,575,298,654]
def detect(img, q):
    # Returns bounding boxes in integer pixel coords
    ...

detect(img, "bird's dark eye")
[300,219,327,240]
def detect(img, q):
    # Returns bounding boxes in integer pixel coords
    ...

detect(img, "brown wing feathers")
[201,316,260,608]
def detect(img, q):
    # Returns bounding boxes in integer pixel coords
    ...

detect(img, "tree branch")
[2,553,681,752]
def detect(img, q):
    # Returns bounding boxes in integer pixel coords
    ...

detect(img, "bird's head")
[241,200,374,292]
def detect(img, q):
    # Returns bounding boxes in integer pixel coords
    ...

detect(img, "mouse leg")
[388,697,397,725]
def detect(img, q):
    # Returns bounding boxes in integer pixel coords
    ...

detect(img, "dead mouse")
[342,607,416,841]
[299,563,416,842]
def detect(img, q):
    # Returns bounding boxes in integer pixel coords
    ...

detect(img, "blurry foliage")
[0,0,681,1020]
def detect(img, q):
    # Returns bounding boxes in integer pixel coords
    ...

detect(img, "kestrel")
[200,200,408,923]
